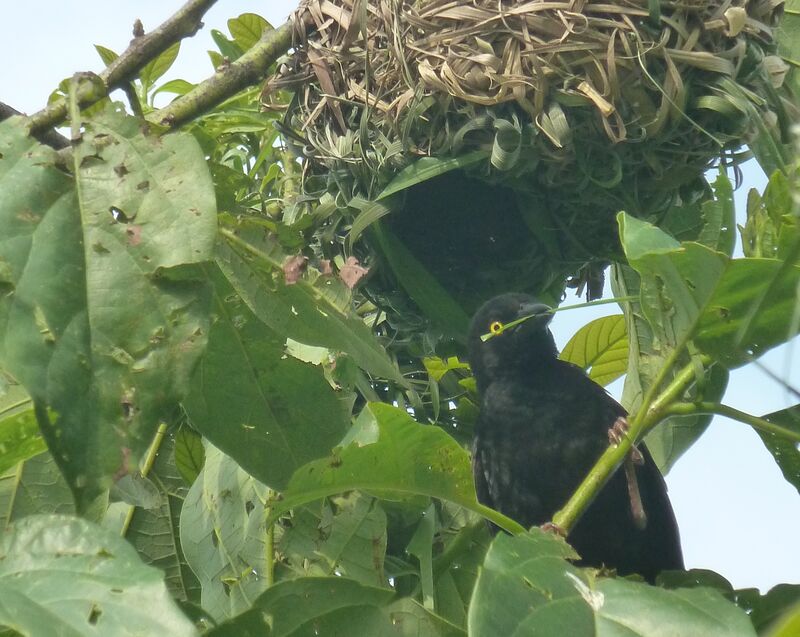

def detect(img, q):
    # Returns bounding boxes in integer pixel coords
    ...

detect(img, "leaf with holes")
[183,264,351,491]
[0,109,215,510]
[179,443,271,622]
[469,529,755,636]
[208,576,464,637]
[0,514,195,636]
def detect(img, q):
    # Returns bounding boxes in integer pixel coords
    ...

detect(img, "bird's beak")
[517,301,553,326]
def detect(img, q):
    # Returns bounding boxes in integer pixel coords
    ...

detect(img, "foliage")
[0,5,799,637]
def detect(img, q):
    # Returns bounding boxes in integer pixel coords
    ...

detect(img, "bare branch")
[24,0,218,136]
[0,101,69,149]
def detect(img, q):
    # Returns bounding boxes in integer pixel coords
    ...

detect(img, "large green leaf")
[0,514,196,636]
[618,207,800,467]
[620,213,800,366]
[0,110,216,510]
[179,443,271,622]
[267,403,522,533]
[183,264,351,490]
[208,576,464,637]
[560,315,628,387]
[468,529,756,636]
[279,492,388,587]
[0,453,74,530]
[103,427,200,605]
[217,218,405,385]
[611,264,729,470]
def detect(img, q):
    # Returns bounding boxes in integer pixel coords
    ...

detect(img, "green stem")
[432,521,486,579]
[552,356,710,532]
[25,0,217,135]
[475,504,526,535]
[263,489,275,587]
[666,402,800,443]
[120,423,168,537]
[149,21,294,128]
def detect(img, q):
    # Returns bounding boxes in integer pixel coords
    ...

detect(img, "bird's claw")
[608,417,644,464]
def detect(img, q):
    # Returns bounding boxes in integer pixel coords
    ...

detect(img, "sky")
[1,0,798,593]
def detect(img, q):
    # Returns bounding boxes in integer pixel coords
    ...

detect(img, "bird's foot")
[540,522,567,537]
[607,417,644,465]
[624,455,648,530]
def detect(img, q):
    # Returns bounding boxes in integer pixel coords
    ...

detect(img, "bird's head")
[467,293,557,389]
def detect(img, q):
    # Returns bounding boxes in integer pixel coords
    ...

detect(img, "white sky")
[1,0,798,593]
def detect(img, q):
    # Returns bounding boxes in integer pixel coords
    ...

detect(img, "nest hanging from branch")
[270,0,785,209]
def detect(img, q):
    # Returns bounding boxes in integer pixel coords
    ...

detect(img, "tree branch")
[24,0,218,136]
[148,20,294,128]
[0,101,69,149]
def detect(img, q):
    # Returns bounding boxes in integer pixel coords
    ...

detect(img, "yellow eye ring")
[489,321,504,335]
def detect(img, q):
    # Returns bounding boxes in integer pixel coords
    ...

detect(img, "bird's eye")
[489,321,504,335]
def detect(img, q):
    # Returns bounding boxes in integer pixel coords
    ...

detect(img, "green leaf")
[373,224,470,339]
[153,79,196,98]
[643,365,729,471]
[776,0,800,97]
[103,428,201,604]
[0,453,74,530]
[754,405,800,495]
[698,172,736,256]
[740,168,799,259]
[767,602,800,637]
[139,42,181,92]
[619,212,800,367]
[267,403,522,534]
[0,514,196,636]
[174,427,205,485]
[227,13,271,50]
[0,109,216,510]
[217,219,405,385]
[469,529,756,636]
[179,443,270,622]
[208,576,464,637]
[376,151,488,202]
[278,492,388,586]
[210,29,243,61]
[94,44,119,66]
[183,265,351,491]
[0,380,45,474]
[615,208,800,466]
[560,315,628,386]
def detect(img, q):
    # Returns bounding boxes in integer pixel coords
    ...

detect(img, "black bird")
[468,293,683,581]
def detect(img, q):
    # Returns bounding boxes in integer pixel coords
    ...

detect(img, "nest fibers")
[268,0,787,233]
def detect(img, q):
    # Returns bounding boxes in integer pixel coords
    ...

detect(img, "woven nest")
[264,0,788,325]
[270,0,785,204]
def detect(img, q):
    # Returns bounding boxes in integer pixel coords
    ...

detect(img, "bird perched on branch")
[468,293,683,582]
